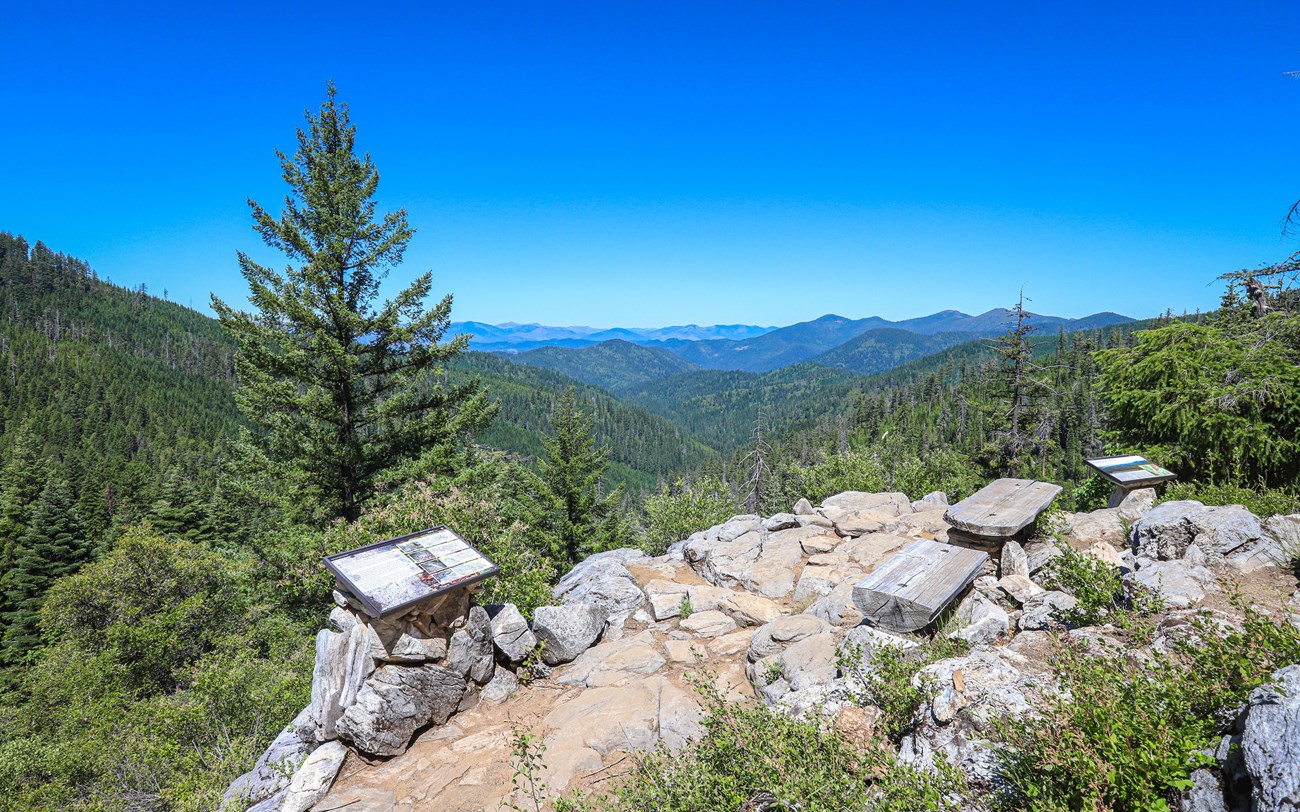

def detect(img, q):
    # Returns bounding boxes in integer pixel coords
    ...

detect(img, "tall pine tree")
[1,474,89,662]
[532,389,626,565]
[212,84,495,523]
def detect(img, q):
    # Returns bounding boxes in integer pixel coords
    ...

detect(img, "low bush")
[838,634,970,744]
[557,677,970,812]
[1042,544,1160,630]
[995,597,1300,812]
[1160,480,1299,518]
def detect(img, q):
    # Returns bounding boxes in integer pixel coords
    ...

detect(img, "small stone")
[679,610,738,638]
[997,574,1045,606]
[481,666,519,704]
[1000,541,1030,579]
[487,604,537,663]
[763,513,800,531]
[718,592,785,626]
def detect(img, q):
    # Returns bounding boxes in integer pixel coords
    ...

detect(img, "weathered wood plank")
[852,539,988,633]
[943,478,1062,538]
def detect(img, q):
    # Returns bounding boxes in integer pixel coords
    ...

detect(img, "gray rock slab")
[532,603,608,665]
[279,741,348,812]
[487,603,537,663]
[335,664,466,756]
[1243,664,1300,812]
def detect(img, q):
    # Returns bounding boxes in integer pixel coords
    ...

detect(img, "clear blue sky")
[3,1,1298,327]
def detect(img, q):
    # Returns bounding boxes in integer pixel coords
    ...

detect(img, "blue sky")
[3,1,1298,326]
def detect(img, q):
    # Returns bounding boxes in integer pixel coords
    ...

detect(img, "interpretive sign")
[1085,454,1177,489]
[323,526,499,618]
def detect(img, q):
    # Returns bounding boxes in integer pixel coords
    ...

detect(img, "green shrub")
[1069,475,1113,513]
[1042,545,1160,630]
[995,598,1300,812]
[838,635,970,744]
[641,476,737,553]
[1160,481,1299,518]
[557,677,970,812]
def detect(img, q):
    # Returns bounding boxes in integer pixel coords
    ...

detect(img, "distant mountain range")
[448,321,776,351]
[648,310,1135,374]
[455,309,1135,369]
[481,308,1137,401]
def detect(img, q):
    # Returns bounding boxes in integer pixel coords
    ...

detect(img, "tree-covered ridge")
[615,362,865,454]
[505,339,702,392]
[449,351,718,490]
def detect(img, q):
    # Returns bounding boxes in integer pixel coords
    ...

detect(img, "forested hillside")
[505,339,702,391]
[0,234,247,661]
[450,351,718,489]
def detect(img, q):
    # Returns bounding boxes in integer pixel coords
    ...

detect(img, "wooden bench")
[943,478,1062,550]
[852,539,988,633]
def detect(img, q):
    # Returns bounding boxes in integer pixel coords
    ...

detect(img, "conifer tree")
[533,389,625,564]
[212,84,494,522]
[1,474,89,661]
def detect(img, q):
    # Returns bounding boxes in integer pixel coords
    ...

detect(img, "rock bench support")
[852,539,988,633]
[943,478,1063,551]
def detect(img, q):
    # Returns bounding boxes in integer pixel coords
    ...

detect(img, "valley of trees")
[0,91,1297,811]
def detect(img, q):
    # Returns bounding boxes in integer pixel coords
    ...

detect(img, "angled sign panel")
[323,526,499,618]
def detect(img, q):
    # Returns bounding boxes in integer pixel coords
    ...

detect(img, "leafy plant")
[1160,480,1299,518]
[557,675,971,812]
[509,725,550,812]
[995,598,1300,812]
[1042,544,1159,630]
[837,635,970,744]
[677,596,693,620]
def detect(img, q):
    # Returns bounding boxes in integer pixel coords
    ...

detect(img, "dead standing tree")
[743,410,770,515]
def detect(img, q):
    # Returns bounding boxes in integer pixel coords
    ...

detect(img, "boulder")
[1178,768,1227,812]
[393,629,448,663]
[448,606,494,684]
[643,579,691,621]
[1242,664,1300,811]
[308,624,372,741]
[915,491,950,509]
[335,663,466,756]
[1132,501,1268,563]
[950,593,1009,645]
[278,741,348,812]
[222,707,317,809]
[763,513,800,531]
[487,604,537,663]
[1018,590,1077,631]
[553,550,647,628]
[1131,557,1217,609]
[328,606,359,635]
[821,491,914,517]
[532,604,608,665]
[793,497,816,515]
[997,574,1045,606]
[481,666,519,704]
[748,615,831,661]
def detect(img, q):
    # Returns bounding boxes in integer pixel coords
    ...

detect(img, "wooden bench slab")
[943,478,1062,539]
[852,539,988,633]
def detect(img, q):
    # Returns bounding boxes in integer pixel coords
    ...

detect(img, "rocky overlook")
[224,489,1300,812]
